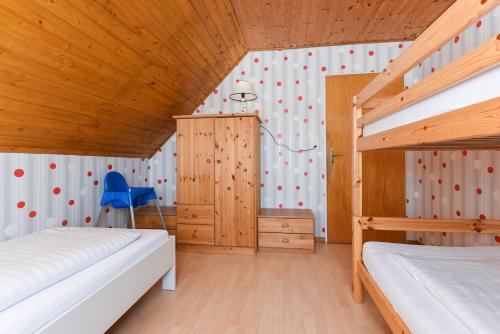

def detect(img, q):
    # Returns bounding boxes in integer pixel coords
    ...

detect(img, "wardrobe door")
[176,118,215,205]
[214,116,259,247]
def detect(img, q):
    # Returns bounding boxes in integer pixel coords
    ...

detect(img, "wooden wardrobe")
[173,113,261,254]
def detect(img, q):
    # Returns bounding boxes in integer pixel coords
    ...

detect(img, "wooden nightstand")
[135,206,177,235]
[258,208,315,252]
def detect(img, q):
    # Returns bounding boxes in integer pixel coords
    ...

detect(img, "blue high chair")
[97,171,166,230]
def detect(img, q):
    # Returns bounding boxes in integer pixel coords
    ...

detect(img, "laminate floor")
[108,244,389,334]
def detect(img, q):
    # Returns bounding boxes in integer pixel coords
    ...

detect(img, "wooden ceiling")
[232,0,456,49]
[0,0,454,157]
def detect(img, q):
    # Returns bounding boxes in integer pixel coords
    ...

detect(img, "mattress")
[364,66,500,136]
[363,242,500,334]
[0,227,140,311]
[0,228,171,334]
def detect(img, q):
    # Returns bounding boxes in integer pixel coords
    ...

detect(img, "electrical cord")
[260,125,318,153]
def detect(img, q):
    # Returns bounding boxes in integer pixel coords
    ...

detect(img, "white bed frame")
[36,235,176,334]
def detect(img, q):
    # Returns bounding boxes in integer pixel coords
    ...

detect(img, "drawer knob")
[282,223,289,228]
[282,238,289,243]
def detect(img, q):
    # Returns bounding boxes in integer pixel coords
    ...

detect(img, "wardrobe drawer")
[258,218,313,234]
[258,232,314,250]
[177,204,214,225]
[177,224,214,245]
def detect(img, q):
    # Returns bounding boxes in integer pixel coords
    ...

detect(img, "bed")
[363,242,500,334]
[0,227,176,334]
[351,1,500,333]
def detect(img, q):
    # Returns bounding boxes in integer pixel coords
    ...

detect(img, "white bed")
[364,66,500,136]
[363,242,500,334]
[0,228,175,334]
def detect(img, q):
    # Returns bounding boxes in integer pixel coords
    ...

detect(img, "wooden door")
[176,118,214,205]
[214,116,259,247]
[326,74,405,244]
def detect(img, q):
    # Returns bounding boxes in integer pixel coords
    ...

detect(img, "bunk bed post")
[352,96,364,303]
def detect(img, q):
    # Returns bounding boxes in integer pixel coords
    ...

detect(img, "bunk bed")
[351,0,500,333]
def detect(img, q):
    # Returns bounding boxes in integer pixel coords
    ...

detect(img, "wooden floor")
[108,244,389,334]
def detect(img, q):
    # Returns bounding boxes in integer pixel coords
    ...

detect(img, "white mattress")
[363,242,500,334]
[0,229,171,334]
[364,66,500,136]
[0,227,140,311]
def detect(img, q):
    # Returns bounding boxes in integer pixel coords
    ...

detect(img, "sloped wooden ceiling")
[0,0,454,157]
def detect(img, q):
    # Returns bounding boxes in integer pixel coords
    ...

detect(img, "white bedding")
[363,242,500,334]
[364,66,500,136]
[0,227,139,311]
[0,228,171,334]
[395,252,500,334]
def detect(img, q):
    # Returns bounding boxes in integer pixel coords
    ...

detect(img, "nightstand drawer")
[258,232,314,250]
[258,218,313,234]
[177,204,214,225]
[177,224,214,245]
[136,214,176,230]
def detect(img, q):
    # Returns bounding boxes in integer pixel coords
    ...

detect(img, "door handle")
[329,147,343,166]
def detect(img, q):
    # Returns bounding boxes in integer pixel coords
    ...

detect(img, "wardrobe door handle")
[282,223,289,228]
[282,238,289,243]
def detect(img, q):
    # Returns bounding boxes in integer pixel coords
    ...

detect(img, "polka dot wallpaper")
[0,153,148,241]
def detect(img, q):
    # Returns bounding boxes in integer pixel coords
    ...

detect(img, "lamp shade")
[229,80,257,102]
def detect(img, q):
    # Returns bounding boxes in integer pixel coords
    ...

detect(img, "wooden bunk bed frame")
[351,0,500,333]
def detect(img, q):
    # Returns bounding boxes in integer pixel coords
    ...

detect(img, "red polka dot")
[14,169,24,178]
[340,64,346,70]
[17,201,25,209]
[260,183,264,188]
[69,199,75,206]
[433,151,438,156]
[297,96,303,102]
[132,169,136,174]
[462,150,467,156]
[196,109,201,113]
[49,163,57,170]
[283,56,288,61]
[53,187,61,195]
[259,80,264,85]
[417,158,422,164]
[214,89,218,94]
[295,185,300,190]
[105,208,110,213]
[479,214,486,221]
[264,66,269,71]
[453,35,460,44]
[278,203,283,209]
[368,50,374,56]
[455,210,461,217]
[476,188,482,195]
[173,152,177,157]
[303,65,308,70]
[349,49,354,55]
[307,51,312,56]
[321,66,327,72]
[295,80,300,84]
[254,58,259,63]
[276,81,282,87]
[107,164,113,170]
[454,184,461,191]
[29,211,37,218]
[85,216,91,224]
[283,108,289,113]
[62,219,68,226]
[304,171,308,176]
[303,118,308,123]
[438,179,442,184]
[487,166,494,173]
[87,171,92,177]
[297,201,304,207]
[159,196,163,200]
[442,163,447,168]
[93,180,99,186]
[398,44,403,49]
[277,185,283,191]
[157,179,162,184]
[476,20,482,28]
